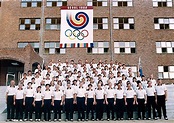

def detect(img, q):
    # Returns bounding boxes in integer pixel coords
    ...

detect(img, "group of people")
[6,59,168,122]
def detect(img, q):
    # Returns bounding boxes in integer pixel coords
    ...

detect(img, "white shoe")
[38,119,41,122]
[54,119,57,122]
[24,119,27,121]
[19,119,23,122]
[29,119,33,121]
[58,119,61,122]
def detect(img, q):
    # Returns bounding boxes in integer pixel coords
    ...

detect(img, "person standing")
[85,84,95,121]
[155,79,168,120]
[75,82,86,121]
[115,81,125,120]
[104,82,116,121]
[24,82,34,121]
[42,84,52,121]
[33,86,43,121]
[64,81,75,121]
[124,82,136,120]
[136,82,147,120]
[94,83,105,121]
[6,80,16,122]
[146,80,157,120]
[52,85,64,121]
[14,83,25,121]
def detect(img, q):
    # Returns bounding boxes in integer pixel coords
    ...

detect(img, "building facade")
[0,0,174,85]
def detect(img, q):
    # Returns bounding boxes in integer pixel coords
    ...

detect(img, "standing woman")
[13,83,25,121]
[115,81,125,120]
[85,84,95,121]
[155,79,168,120]
[124,82,136,120]
[64,81,75,121]
[146,81,157,120]
[6,80,16,122]
[52,85,64,121]
[75,82,86,121]
[24,82,34,121]
[94,83,105,121]
[105,82,116,121]
[33,86,43,121]
[42,84,52,121]
[136,82,147,120]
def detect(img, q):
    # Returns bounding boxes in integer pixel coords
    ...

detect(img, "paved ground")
[0,120,174,123]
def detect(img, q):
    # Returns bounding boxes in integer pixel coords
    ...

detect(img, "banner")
[60,6,93,47]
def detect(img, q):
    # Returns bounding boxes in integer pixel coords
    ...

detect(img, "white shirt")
[115,88,125,99]
[15,89,24,99]
[76,87,86,97]
[52,90,63,100]
[86,89,95,98]
[34,92,42,101]
[136,89,146,99]
[155,84,167,96]
[24,88,34,97]
[6,86,16,96]
[125,89,136,98]
[43,90,52,99]
[105,88,115,98]
[146,86,156,96]
[95,89,105,99]
[64,88,75,99]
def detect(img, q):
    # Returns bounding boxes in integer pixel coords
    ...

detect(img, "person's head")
[55,84,60,90]
[108,82,112,88]
[45,84,50,90]
[18,83,23,89]
[73,80,77,85]
[28,70,32,76]
[67,80,71,88]
[88,84,92,89]
[117,82,121,89]
[31,77,35,83]
[37,86,41,92]
[157,79,162,85]
[147,80,152,86]
[127,82,131,89]
[10,80,15,86]
[27,82,32,88]
[97,83,102,89]
[79,82,83,87]
[138,82,142,88]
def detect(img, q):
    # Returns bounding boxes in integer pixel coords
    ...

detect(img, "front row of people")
[6,79,168,122]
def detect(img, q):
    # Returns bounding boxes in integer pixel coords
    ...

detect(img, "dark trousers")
[44,99,51,121]
[147,96,156,118]
[116,98,124,119]
[25,97,33,119]
[137,98,145,119]
[86,98,94,119]
[54,100,62,119]
[96,99,104,120]
[106,98,115,119]
[7,96,15,120]
[77,97,85,119]
[35,101,42,119]
[65,98,73,120]
[15,99,23,120]
[157,95,167,118]
[126,98,134,119]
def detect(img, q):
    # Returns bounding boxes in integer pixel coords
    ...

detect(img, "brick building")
[0,0,174,85]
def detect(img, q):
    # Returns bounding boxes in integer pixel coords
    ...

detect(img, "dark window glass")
[164,66,169,72]
[120,48,125,53]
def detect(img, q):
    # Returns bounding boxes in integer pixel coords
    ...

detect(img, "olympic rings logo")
[65,29,89,40]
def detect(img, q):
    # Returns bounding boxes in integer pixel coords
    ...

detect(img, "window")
[87,42,109,54]
[44,42,66,54]
[87,0,108,6]
[46,0,67,7]
[113,17,134,29]
[112,0,133,7]
[21,0,42,7]
[154,18,174,29]
[153,0,172,7]
[19,18,41,30]
[156,41,174,53]
[114,42,136,54]
[18,42,39,53]
[158,66,174,79]
[93,18,108,29]
[45,18,61,30]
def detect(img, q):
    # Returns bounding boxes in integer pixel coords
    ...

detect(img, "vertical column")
[39,0,45,58]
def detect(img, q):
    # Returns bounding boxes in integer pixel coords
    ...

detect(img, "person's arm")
[114,94,116,105]
[13,95,16,105]
[93,94,96,105]
[6,91,8,104]
[154,92,157,104]
[165,90,167,101]
[51,95,54,106]
[73,93,77,104]
[144,93,147,104]
[124,95,127,105]
[105,94,108,105]
[85,93,88,105]
[61,94,64,105]
[133,95,136,105]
